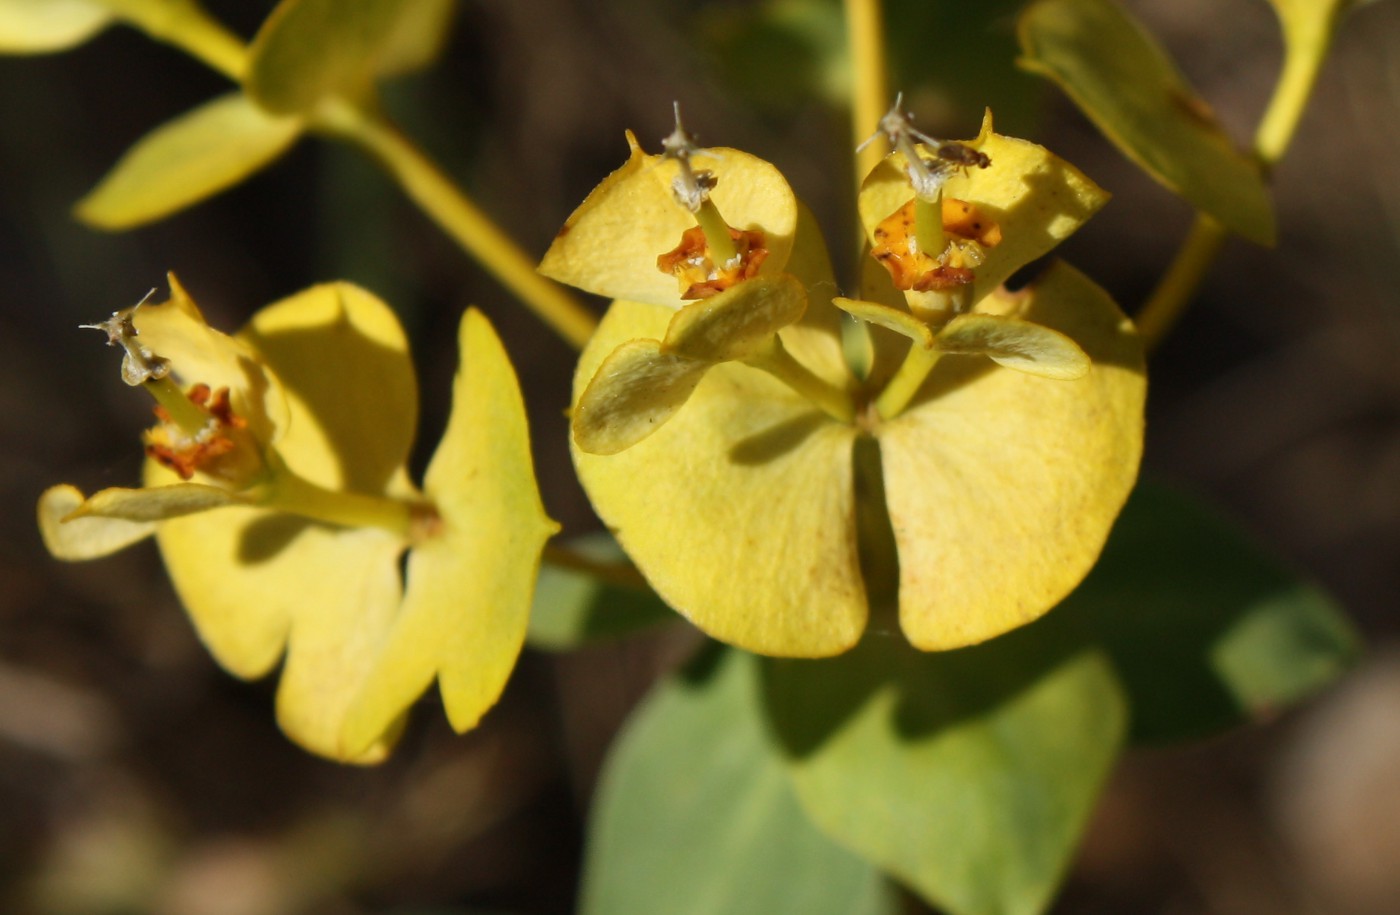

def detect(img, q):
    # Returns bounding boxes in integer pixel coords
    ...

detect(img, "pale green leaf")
[583,647,899,915]
[1018,0,1275,244]
[38,484,156,560]
[0,0,111,52]
[663,274,807,363]
[766,631,1126,915]
[833,296,934,349]
[936,313,1089,379]
[1053,482,1360,744]
[76,93,302,230]
[571,339,710,455]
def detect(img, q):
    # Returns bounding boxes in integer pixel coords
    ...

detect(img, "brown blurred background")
[1,0,1398,912]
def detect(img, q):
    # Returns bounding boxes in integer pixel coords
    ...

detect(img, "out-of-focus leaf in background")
[75,92,304,229]
[582,646,899,915]
[765,629,1127,915]
[1018,0,1276,244]
[1054,482,1360,744]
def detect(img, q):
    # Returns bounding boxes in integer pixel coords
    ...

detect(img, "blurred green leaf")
[1017,0,1276,244]
[247,0,457,115]
[1055,482,1360,744]
[883,0,1041,134]
[582,647,899,915]
[526,533,673,650]
[698,0,1037,130]
[0,0,112,53]
[765,630,1126,915]
[76,92,303,230]
[700,0,849,110]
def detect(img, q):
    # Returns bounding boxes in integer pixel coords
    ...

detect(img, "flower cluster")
[541,104,1146,657]
[39,278,556,762]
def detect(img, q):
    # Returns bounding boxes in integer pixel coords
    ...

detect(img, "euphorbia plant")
[542,104,1145,656]
[10,0,1373,911]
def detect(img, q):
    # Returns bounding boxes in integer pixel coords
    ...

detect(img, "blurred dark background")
[2,0,1398,912]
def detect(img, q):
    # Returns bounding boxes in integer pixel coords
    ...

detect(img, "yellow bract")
[876,264,1144,649]
[539,132,799,310]
[572,300,866,657]
[38,280,552,763]
[858,111,1110,312]
[553,116,1147,658]
[572,274,809,454]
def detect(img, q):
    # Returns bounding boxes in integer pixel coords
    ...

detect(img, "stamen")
[860,94,992,202]
[80,289,170,386]
[660,102,739,267]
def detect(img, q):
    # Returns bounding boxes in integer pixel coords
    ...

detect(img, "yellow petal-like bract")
[149,282,421,762]
[540,134,798,310]
[859,114,1110,311]
[559,114,1146,659]
[342,309,557,754]
[878,263,1145,649]
[572,300,865,657]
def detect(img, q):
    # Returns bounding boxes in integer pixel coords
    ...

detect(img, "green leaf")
[0,0,112,52]
[527,533,674,650]
[76,92,303,230]
[1054,482,1360,744]
[583,647,899,915]
[765,630,1126,915]
[1017,0,1276,245]
[247,0,455,114]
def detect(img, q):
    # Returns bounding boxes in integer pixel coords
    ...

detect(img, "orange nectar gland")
[657,225,769,299]
[143,382,257,483]
[872,197,1002,293]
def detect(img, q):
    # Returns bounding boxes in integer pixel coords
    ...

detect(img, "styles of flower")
[38,277,557,763]
[540,102,1146,657]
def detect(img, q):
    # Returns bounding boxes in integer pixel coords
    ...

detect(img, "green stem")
[313,99,597,350]
[1136,12,1339,349]
[874,343,940,420]
[1134,213,1226,351]
[745,340,854,423]
[695,199,738,266]
[259,465,419,538]
[1255,20,1337,167]
[845,0,889,188]
[542,543,649,591]
[112,0,247,81]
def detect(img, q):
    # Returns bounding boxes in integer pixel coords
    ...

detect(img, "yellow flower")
[38,277,557,763]
[541,106,1145,658]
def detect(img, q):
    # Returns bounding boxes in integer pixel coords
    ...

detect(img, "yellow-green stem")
[260,466,417,538]
[914,191,944,259]
[694,198,738,266]
[846,0,889,188]
[875,343,940,419]
[313,99,598,351]
[1135,213,1226,351]
[113,0,247,81]
[1137,13,1338,349]
[1255,20,1337,167]
[143,375,211,437]
[746,340,854,423]
[542,543,649,591]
